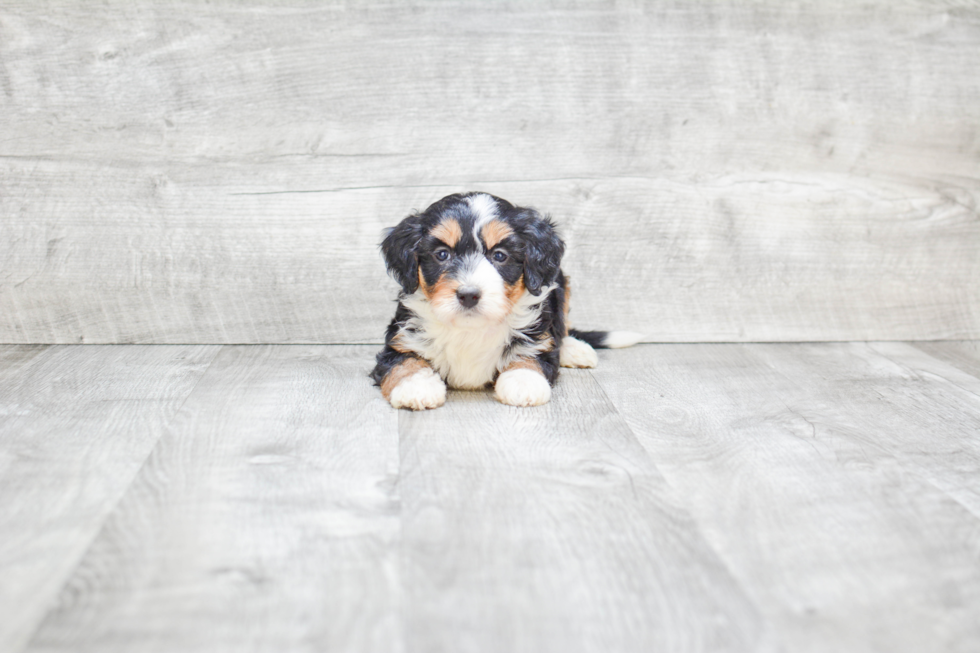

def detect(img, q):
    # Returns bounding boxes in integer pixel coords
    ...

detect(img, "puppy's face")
[381,193,564,328]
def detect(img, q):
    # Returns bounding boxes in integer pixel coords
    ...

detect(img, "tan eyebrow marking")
[430,218,462,247]
[480,219,514,250]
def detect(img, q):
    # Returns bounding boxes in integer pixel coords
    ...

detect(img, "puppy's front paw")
[559,335,598,368]
[389,367,447,410]
[494,368,552,407]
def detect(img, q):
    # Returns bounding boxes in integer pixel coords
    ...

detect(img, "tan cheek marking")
[505,276,525,307]
[380,357,430,400]
[418,268,431,299]
[430,273,460,306]
[503,357,544,375]
[481,220,514,250]
[430,218,462,247]
[538,335,555,352]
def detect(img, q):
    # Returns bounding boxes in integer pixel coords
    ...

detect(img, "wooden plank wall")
[1,1,977,344]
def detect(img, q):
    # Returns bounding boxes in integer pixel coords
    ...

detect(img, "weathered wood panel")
[1,1,978,343]
[398,372,761,653]
[24,346,401,653]
[0,344,219,653]
[591,342,980,653]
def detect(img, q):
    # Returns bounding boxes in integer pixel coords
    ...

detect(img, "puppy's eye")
[434,248,451,262]
[491,249,508,263]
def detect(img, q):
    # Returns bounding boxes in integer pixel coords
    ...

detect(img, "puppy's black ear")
[518,209,565,296]
[381,213,426,294]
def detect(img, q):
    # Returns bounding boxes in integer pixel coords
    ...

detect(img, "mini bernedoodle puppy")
[371,192,641,410]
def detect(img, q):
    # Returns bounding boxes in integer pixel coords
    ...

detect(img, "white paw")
[559,336,598,368]
[494,368,552,407]
[389,368,447,410]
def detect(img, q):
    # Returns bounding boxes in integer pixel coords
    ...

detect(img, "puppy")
[371,192,641,410]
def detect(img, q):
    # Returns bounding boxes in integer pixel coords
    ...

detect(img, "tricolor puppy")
[371,192,641,410]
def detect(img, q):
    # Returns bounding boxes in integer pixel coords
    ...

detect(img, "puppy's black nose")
[456,286,481,309]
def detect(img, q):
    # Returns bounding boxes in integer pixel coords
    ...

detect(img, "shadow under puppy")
[371,192,641,409]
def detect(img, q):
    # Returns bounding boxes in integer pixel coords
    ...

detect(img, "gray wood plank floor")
[2,342,979,653]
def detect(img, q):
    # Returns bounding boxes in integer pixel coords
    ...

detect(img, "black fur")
[369,302,422,387]
[512,209,565,295]
[567,329,610,349]
[380,213,427,294]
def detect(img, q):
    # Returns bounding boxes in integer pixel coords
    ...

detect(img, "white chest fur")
[400,287,554,390]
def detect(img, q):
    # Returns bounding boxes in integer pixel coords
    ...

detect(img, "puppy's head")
[381,192,564,327]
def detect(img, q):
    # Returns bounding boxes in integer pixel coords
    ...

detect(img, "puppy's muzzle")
[456,286,481,309]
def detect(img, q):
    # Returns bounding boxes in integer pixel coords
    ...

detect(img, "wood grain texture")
[1,1,978,343]
[398,372,761,653]
[24,346,401,653]
[0,344,219,653]
[912,340,980,379]
[3,343,980,651]
[590,343,980,653]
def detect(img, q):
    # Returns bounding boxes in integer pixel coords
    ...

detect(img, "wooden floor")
[2,342,979,653]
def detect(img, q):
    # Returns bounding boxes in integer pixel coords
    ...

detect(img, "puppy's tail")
[567,329,643,349]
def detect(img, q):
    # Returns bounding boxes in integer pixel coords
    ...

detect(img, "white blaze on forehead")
[466,193,499,248]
